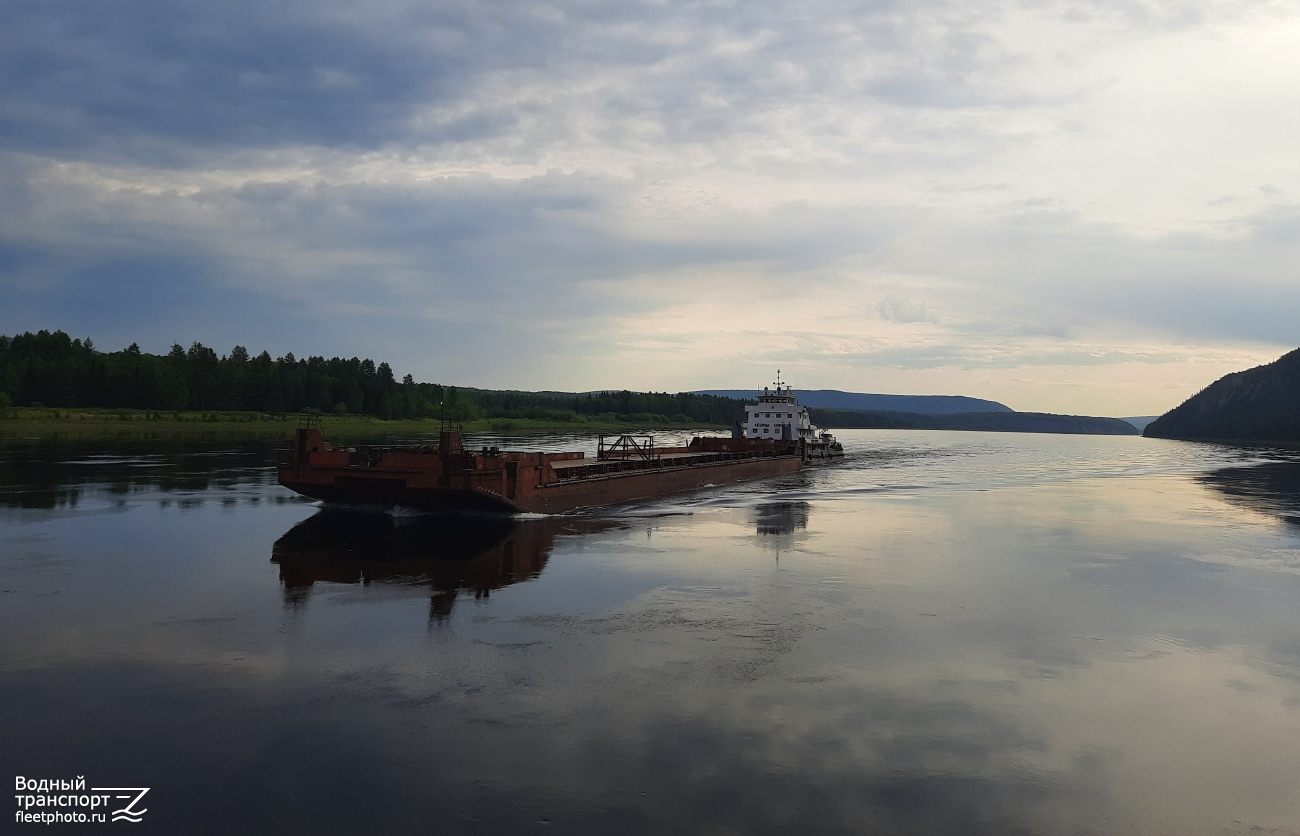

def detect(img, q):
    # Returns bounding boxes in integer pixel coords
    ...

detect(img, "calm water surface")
[3,430,1300,834]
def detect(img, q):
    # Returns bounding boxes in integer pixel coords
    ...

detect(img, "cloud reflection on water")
[4,434,1300,833]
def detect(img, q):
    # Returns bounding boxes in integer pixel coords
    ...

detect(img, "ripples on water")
[3,429,1300,834]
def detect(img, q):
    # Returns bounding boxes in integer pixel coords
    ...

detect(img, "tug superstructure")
[741,372,844,459]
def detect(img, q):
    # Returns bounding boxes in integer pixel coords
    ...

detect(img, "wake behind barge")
[278,424,805,514]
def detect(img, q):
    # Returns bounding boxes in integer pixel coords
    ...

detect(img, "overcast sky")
[3,0,1298,415]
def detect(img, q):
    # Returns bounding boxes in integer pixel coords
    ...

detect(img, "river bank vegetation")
[0,330,745,430]
[0,406,724,440]
[3,330,1154,440]
[815,408,1138,435]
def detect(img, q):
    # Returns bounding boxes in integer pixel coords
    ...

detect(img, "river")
[3,429,1300,834]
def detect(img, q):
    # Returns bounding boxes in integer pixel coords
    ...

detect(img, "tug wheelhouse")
[742,372,844,460]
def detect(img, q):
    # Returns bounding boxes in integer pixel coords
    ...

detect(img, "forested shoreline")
[1144,347,1300,442]
[3,329,1156,436]
[0,330,747,425]
[815,408,1138,435]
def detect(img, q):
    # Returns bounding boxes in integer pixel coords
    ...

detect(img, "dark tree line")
[0,330,750,424]
[463,388,746,425]
[0,329,460,418]
[812,408,1135,434]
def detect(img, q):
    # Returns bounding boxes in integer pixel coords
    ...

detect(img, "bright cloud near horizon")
[3,0,1298,416]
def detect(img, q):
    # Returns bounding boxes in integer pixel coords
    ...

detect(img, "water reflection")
[1199,461,1300,529]
[8,433,1300,834]
[752,500,810,536]
[0,440,284,510]
[272,512,615,621]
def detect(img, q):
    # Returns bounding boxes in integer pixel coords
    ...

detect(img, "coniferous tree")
[0,329,751,424]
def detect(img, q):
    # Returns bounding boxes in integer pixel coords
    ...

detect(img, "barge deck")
[278,423,805,514]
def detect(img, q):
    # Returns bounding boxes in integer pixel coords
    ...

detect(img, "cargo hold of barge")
[278,420,807,514]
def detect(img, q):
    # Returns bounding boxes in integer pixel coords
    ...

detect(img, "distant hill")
[1122,416,1159,432]
[815,409,1138,435]
[1145,349,1300,442]
[697,389,1012,414]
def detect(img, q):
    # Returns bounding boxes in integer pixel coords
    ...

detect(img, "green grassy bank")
[0,406,725,441]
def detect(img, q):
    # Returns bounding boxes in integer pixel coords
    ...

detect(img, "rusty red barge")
[278,422,806,514]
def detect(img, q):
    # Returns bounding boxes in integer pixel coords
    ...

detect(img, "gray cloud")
[1,0,1297,407]
[879,296,939,324]
[0,0,1095,163]
[1,0,531,160]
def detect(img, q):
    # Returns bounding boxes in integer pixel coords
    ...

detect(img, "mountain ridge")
[815,409,1137,435]
[1144,348,1300,442]
[695,389,1012,415]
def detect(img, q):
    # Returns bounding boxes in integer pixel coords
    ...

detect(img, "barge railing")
[597,434,657,462]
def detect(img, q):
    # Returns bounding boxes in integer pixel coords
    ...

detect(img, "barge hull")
[277,480,520,513]
[523,453,801,513]
[278,428,805,514]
